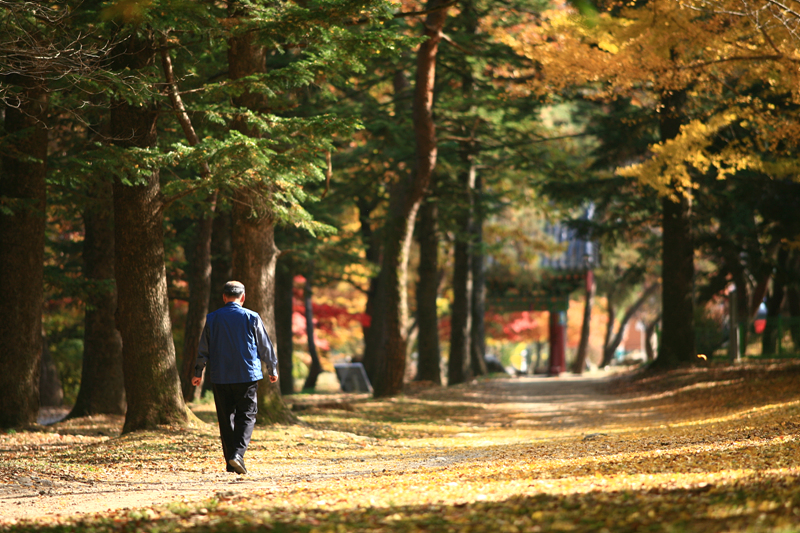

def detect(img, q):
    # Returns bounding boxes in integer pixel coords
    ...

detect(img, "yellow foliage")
[492,0,800,193]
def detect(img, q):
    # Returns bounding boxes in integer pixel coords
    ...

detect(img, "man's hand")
[191,377,202,387]
[269,375,278,383]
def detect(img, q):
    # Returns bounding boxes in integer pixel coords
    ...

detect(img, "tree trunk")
[228,16,295,424]
[600,296,616,368]
[302,272,323,391]
[363,63,411,382]
[112,94,192,433]
[358,198,386,384]
[69,181,125,418]
[653,89,695,369]
[415,199,442,384]
[730,258,751,354]
[180,211,215,402]
[275,256,296,395]
[209,208,232,312]
[459,0,486,381]
[471,174,488,376]
[602,283,660,365]
[231,193,294,424]
[449,165,476,386]
[0,83,47,427]
[572,270,594,374]
[373,0,450,397]
[645,314,661,362]
[159,39,218,403]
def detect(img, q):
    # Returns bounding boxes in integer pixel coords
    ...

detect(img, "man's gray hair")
[223,281,245,297]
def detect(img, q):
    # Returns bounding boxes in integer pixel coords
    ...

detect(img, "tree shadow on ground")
[8,474,800,533]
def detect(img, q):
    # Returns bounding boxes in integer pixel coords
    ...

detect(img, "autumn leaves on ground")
[2,361,800,533]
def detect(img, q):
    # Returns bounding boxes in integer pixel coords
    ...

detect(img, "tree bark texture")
[275,257,295,395]
[112,96,191,433]
[69,181,125,418]
[228,21,294,423]
[653,89,695,369]
[0,83,47,428]
[231,194,294,424]
[415,199,442,384]
[363,64,410,382]
[657,192,695,368]
[373,0,449,397]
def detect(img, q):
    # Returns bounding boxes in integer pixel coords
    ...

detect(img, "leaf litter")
[2,360,800,532]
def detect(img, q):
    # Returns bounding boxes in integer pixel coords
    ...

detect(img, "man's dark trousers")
[212,381,258,465]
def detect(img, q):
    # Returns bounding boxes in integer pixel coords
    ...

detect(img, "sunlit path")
[2,362,800,532]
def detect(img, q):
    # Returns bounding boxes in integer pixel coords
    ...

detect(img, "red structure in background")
[485,207,597,376]
[548,310,567,376]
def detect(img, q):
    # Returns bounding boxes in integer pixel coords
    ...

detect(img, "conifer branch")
[158,33,217,210]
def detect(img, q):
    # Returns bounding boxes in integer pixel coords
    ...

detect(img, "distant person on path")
[192,281,278,475]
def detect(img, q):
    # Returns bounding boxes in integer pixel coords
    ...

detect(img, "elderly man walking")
[192,281,278,474]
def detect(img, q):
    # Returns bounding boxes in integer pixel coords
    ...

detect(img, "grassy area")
[2,361,800,532]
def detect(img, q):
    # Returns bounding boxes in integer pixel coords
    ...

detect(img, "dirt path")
[0,372,634,524]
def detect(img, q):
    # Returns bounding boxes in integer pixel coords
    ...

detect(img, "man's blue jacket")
[195,302,278,384]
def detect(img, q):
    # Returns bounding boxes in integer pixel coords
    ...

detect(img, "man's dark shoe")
[228,455,247,475]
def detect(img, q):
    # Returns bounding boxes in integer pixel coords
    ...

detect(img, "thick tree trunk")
[373,0,449,397]
[415,199,442,384]
[363,65,410,382]
[231,193,294,424]
[228,17,295,424]
[0,84,47,427]
[653,89,695,369]
[69,181,125,418]
[112,95,192,433]
[572,270,594,374]
[302,273,323,391]
[275,257,295,395]
[657,193,695,368]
